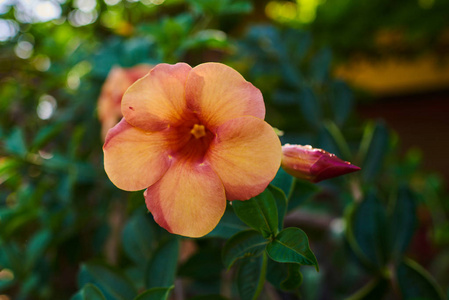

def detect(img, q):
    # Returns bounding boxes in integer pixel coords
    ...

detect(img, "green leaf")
[265,258,288,289]
[345,278,388,300]
[396,258,445,300]
[5,127,27,157]
[267,185,287,232]
[287,179,320,211]
[280,263,303,291]
[330,80,353,127]
[145,238,179,289]
[222,230,268,269]
[298,87,322,128]
[346,192,389,270]
[133,286,173,300]
[388,186,416,261]
[71,284,106,300]
[266,228,318,271]
[25,229,52,271]
[206,206,248,239]
[237,253,267,300]
[310,47,332,84]
[271,167,294,197]
[189,295,229,300]
[31,122,64,150]
[78,263,137,300]
[233,189,279,238]
[179,248,222,281]
[323,120,352,161]
[122,212,155,264]
[360,122,389,182]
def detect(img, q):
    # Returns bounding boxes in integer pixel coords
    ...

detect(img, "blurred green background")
[1,0,449,299]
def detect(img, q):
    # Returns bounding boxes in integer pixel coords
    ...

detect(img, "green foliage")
[266,228,318,271]
[233,189,279,238]
[396,259,446,300]
[222,230,267,269]
[71,284,106,300]
[133,286,173,300]
[145,238,179,288]
[1,0,448,299]
[78,263,137,300]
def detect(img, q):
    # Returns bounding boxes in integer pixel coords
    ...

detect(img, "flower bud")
[281,144,360,183]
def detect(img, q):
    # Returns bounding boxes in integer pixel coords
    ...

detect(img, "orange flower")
[281,144,360,183]
[103,63,282,237]
[98,64,153,139]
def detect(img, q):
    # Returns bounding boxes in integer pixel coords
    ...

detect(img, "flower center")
[190,124,206,139]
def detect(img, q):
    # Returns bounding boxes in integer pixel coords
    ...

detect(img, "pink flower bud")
[281,144,360,183]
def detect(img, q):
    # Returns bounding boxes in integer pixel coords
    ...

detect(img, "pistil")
[190,124,206,139]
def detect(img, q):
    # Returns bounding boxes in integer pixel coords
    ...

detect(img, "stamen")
[190,124,206,139]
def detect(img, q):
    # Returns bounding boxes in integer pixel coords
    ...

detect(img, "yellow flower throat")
[190,124,206,139]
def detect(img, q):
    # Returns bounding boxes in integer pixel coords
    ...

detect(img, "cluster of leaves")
[233,24,449,299]
[1,0,449,299]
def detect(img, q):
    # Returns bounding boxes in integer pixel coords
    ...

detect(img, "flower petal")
[206,116,282,201]
[145,161,226,238]
[185,63,265,128]
[103,118,170,191]
[122,63,192,131]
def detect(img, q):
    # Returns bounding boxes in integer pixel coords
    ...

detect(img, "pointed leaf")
[233,189,279,238]
[222,230,268,269]
[266,228,318,271]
